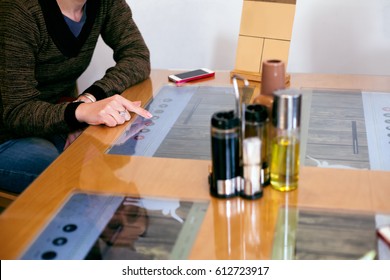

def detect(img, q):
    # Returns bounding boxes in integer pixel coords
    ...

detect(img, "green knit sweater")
[0,0,151,144]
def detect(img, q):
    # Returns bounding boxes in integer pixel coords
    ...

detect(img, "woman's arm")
[0,1,72,137]
[82,0,151,98]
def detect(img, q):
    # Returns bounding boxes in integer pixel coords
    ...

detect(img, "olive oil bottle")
[270,89,302,192]
[270,136,300,191]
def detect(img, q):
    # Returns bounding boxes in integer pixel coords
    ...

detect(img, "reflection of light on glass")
[225,200,232,218]
[271,190,298,260]
[225,200,233,256]
[282,192,298,260]
[213,198,242,259]
[115,117,147,145]
[282,203,289,259]
[241,199,262,259]
[123,197,183,223]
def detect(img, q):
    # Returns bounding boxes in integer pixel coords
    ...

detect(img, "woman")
[0,0,153,193]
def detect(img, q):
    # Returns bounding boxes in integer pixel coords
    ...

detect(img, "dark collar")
[38,0,100,57]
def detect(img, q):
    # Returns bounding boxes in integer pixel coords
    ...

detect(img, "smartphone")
[168,68,215,84]
[377,225,390,247]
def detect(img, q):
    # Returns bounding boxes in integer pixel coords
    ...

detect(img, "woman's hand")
[75,94,152,127]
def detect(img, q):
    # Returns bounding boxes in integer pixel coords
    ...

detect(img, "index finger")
[124,100,153,119]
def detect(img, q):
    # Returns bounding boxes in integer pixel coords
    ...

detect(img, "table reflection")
[212,189,298,259]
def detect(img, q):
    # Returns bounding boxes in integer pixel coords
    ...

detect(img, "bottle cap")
[244,104,268,123]
[272,88,302,130]
[211,110,239,130]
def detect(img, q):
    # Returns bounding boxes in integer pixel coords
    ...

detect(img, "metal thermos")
[209,110,241,198]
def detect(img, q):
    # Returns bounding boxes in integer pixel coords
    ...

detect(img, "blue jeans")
[0,135,66,194]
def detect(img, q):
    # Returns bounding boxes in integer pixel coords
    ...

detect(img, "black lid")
[244,104,268,123]
[211,110,239,129]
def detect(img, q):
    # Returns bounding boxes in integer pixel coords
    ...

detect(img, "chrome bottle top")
[272,88,302,130]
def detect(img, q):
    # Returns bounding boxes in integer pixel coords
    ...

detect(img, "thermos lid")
[211,110,239,129]
[272,88,302,130]
[244,104,268,123]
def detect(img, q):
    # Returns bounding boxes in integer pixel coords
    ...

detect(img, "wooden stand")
[232,1,296,83]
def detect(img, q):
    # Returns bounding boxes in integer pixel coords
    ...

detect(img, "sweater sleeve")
[0,1,75,138]
[85,0,151,97]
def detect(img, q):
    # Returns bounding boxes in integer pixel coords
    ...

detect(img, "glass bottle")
[243,104,270,188]
[270,89,302,192]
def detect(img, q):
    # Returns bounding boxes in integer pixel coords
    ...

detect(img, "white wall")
[78,0,243,92]
[288,0,390,75]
